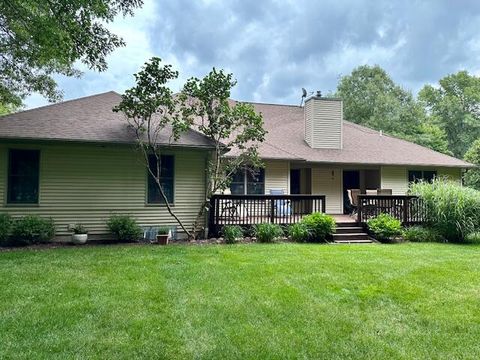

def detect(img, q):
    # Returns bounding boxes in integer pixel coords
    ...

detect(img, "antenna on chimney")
[300,88,307,107]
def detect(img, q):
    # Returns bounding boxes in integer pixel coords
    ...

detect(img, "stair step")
[336,222,361,228]
[332,233,370,241]
[334,239,373,244]
[335,227,364,234]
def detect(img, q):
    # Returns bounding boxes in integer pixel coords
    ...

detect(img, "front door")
[290,169,301,194]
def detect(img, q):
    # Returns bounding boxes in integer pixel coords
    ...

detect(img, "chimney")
[304,92,343,149]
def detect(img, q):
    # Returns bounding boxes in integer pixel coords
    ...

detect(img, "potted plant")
[156,226,170,245]
[69,223,88,244]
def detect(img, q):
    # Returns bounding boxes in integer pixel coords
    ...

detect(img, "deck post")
[208,196,216,238]
[270,198,275,224]
[357,196,362,223]
[403,197,409,225]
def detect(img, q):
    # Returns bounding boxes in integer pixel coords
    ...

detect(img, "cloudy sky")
[26,0,480,108]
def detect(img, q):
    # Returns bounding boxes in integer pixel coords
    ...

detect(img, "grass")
[1,243,480,359]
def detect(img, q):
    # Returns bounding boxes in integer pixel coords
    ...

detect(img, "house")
[0,91,472,240]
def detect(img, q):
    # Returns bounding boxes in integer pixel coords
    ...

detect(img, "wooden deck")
[208,194,326,237]
[208,194,426,237]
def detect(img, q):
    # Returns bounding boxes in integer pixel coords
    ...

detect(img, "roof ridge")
[233,99,301,108]
[0,91,119,119]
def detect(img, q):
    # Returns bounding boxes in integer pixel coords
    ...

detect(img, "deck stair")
[332,222,374,244]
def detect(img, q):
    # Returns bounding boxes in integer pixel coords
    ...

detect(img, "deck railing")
[357,195,427,225]
[208,194,326,237]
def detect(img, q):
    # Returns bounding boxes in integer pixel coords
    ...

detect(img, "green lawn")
[1,243,480,359]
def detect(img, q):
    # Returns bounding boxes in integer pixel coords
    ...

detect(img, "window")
[147,155,174,204]
[230,169,245,195]
[408,170,437,183]
[230,168,265,195]
[7,149,40,204]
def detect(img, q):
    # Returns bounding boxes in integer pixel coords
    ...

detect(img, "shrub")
[403,226,443,243]
[11,215,55,245]
[301,212,336,242]
[0,213,13,245]
[466,232,480,244]
[254,223,283,243]
[367,213,402,242]
[410,179,480,242]
[107,214,143,242]
[222,225,243,244]
[288,223,310,243]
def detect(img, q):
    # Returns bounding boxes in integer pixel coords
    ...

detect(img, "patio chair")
[346,189,360,215]
[269,189,291,216]
[377,188,392,195]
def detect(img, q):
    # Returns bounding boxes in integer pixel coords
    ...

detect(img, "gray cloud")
[25,0,480,108]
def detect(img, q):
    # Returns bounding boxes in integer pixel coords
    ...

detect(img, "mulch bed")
[0,237,296,251]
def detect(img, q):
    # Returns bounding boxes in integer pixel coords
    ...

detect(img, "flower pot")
[72,233,88,244]
[156,234,169,245]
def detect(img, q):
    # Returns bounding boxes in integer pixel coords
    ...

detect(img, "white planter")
[72,233,88,244]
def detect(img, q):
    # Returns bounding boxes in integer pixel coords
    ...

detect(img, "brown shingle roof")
[0,91,472,168]
[0,91,215,148]
[238,101,472,168]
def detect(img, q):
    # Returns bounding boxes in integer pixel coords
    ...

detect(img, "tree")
[464,139,480,190]
[0,0,143,107]
[181,69,266,236]
[419,71,480,158]
[0,103,18,115]
[114,58,266,239]
[113,58,192,236]
[335,65,450,154]
[403,123,453,156]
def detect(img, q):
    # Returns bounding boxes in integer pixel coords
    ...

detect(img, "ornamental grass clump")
[403,226,444,243]
[410,179,480,242]
[222,225,243,244]
[254,223,283,243]
[288,223,310,243]
[465,232,480,244]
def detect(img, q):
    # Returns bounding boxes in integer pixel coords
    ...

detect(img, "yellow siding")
[311,167,343,213]
[381,166,463,194]
[381,167,408,195]
[305,98,343,149]
[304,101,313,147]
[438,168,462,183]
[264,160,289,194]
[0,142,208,237]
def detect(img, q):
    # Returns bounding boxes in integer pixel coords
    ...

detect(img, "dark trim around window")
[147,154,175,204]
[230,167,265,195]
[7,149,40,205]
[408,170,437,183]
